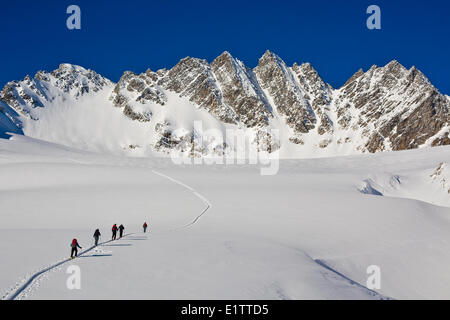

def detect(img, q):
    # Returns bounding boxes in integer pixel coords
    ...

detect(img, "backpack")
[72,239,77,247]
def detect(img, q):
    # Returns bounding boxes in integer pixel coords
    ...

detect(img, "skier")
[93,229,101,246]
[112,224,118,240]
[70,238,82,259]
[118,224,125,238]
[143,222,148,233]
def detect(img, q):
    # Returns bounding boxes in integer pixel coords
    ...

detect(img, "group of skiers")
[70,222,149,258]
[111,224,125,240]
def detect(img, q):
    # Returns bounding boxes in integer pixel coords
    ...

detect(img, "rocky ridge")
[1,51,448,157]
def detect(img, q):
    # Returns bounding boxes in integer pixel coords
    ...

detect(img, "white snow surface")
[0,135,449,300]
[0,101,22,139]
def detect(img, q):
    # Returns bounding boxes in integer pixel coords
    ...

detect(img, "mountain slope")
[1,136,449,299]
[1,52,448,158]
[0,100,22,139]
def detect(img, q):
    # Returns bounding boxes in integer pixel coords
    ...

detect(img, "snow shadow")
[359,179,384,196]
[102,243,132,247]
[358,175,404,197]
[80,254,113,258]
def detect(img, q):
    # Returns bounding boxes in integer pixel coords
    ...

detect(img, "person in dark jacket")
[93,229,101,246]
[70,238,82,258]
[112,224,118,240]
[143,222,148,233]
[118,224,125,238]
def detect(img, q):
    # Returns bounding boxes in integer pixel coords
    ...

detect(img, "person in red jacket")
[112,224,118,240]
[143,222,148,233]
[70,238,82,258]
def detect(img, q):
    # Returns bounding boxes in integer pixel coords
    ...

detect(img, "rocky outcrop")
[430,162,450,194]
[111,70,166,107]
[110,70,166,121]
[1,64,111,120]
[211,51,271,127]
[158,57,238,124]
[1,77,46,120]
[336,60,450,152]
[1,53,448,157]
[49,64,110,97]
[292,62,333,135]
[254,51,316,134]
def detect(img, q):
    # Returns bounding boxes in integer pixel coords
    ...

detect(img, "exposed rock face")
[292,62,333,135]
[49,64,110,97]
[158,57,238,124]
[110,70,166,121]
[153,121,191,154]
[254,50,316,134]
[336,61,450,152]
[432,132,450,146]
[211,52,271,127]
[1,77,46,120]
[1,64,111,120]
[430,162,450,194]
[111,70,166,107]
[253,128,280,153]
[1,53,449,157]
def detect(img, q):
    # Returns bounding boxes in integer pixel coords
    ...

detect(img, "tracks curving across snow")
[2,233,135,300]
[2,169,212,300]
[151,169,212,229]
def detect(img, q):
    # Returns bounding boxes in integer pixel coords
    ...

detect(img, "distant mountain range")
[1,51,449,158]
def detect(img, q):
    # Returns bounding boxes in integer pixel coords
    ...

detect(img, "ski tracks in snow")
[2,169,212,300]
[151,169,212,229]
[2,234,135,300]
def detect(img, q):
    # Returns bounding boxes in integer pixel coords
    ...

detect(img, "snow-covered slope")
[1,136,450,299]
[1,52,449,158]
[0,101,22,139]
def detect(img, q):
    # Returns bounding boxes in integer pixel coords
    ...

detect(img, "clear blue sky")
[1,0,449,93]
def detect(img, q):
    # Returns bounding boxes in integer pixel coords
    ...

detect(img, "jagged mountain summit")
[1,51,449,158]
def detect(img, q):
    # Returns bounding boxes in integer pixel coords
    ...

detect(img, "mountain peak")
[0,52,448,157]
[257,50,287,72]
[218,51,232,59]
[260,50,280,61]
[178,56,209,66]
[299,62,311,68]
[213,51,236,66]
[383,60,407,74]
[407,65,431,86]
[385,59,402,67]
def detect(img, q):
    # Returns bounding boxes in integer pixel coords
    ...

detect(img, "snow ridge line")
[3,233,134,300]
[151,170,212,229]
[313,259,393,300]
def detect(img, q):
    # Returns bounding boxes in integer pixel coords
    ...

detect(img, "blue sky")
[1,0,449,93]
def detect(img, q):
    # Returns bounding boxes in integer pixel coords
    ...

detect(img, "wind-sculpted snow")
[358,162,450,207]
[0,51,449,158]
